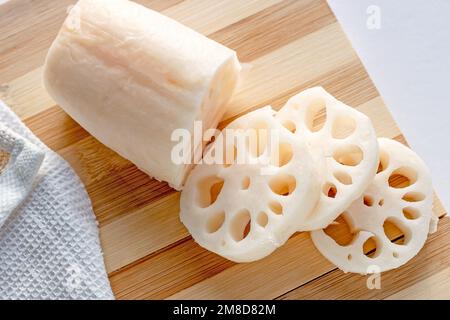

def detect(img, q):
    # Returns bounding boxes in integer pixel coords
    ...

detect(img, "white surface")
[328,0,450,211]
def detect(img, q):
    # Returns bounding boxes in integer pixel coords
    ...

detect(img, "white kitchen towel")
[0,124,44,229]
[0,101,114,300]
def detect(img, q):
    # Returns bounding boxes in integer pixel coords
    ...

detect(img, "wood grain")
[0,0,447,300]
[278,217,450,300]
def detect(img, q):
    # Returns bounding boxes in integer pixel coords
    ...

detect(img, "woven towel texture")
[0,101,113,299]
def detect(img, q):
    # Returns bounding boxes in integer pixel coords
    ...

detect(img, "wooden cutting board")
[0,0,448,300]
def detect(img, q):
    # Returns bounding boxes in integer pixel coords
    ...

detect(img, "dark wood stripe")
[110,236,235,299]
[210,0,336,62]
[90,166,175,225]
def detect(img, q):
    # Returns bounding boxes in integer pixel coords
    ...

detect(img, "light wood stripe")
[139,0,184,12]
[163,0,283,35]
[356,97,400,138]
[101,193,186,272]
[0,67,53,119]
[386,267,450,300]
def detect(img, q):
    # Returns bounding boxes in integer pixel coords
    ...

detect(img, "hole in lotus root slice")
[403,207,420,220]
[324,214,354,246]
[197,176,224,208]
[323,182,337,198]
[332,115,356,139]
[268,201,283,215]
[243,220,251,239]
[334,171,353,185]
[388,167,417,188]
[383,218,408,245]
[206,211,225,233]
[256,211,269,228]
[281,119,297,133]
[270,142,293,167]
[333,145,363,166]
[241,176,250,190]
[230,209,251,242]
[377,150,389,174]
[0,150,10,175]
[363,236,379,258]
[305,97,327,132]
[402,192,425,202]
[269,174,296,196]
[363,195,374,207]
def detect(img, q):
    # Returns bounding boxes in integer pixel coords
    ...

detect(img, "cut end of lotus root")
[276,87,379,231]
[180,107,320,262]
[311,138,434,274]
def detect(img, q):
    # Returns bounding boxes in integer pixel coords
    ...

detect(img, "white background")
[328,0,450,211]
